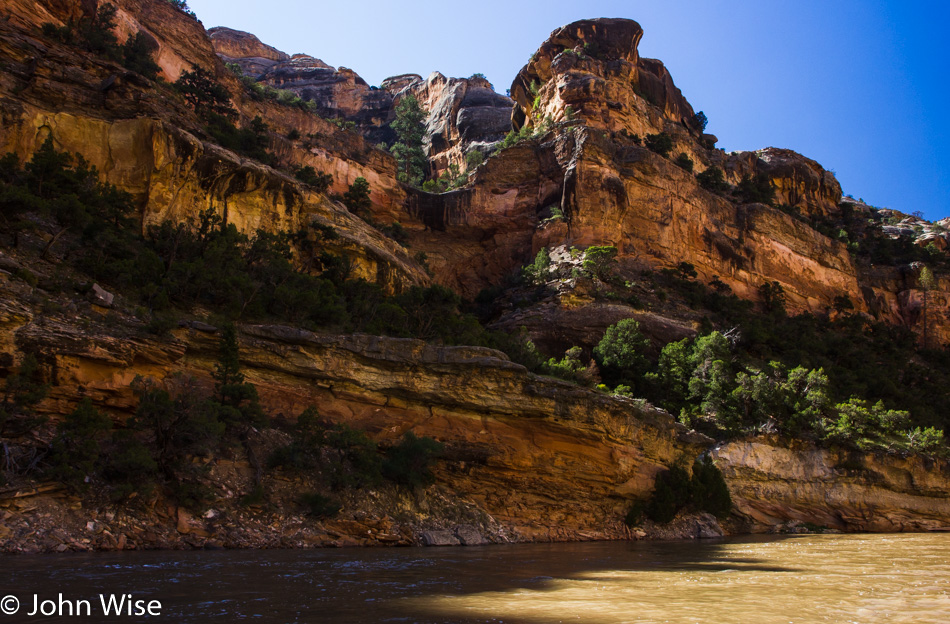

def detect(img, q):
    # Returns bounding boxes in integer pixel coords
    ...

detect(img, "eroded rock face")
[509,19,695,135]
[208,30,515,171]
[0,290,710,544]
[209,26,289,66]
[388,72,515,175]
[719,148,843,217]
[2,0,218,81]
[713,439,950,532]
[0,6,424,292]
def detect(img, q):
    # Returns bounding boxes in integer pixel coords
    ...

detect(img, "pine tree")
[390,95,427,186]
[121,32,160,80]
[174,66,236,120]
[213,324,265,432]
[342,177,371,215]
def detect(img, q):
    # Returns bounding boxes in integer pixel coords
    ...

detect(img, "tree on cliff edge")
[390,95,427,187]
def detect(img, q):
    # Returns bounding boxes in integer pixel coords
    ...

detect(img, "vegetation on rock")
[390,95,427,186]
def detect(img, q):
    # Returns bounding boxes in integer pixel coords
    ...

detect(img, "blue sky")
[189,0,950,220]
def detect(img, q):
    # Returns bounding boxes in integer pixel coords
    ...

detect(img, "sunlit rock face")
[509,18,694,133]
[0,0,428,293]
[386,72,515,176]
[714,439,950,532]
[208,29,515,169]
[1,0,950,551]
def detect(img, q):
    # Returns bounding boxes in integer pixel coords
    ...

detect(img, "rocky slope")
[0,277,712,550]
[0,0,425,292]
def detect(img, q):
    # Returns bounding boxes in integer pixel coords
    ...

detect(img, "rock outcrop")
[0,0,425,292]
[208,29,515,172]
[714,438,950,532]
[509,19,695,134]
[0,283,709,549]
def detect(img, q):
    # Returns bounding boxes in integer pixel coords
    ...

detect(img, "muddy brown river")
[1,533,948,622]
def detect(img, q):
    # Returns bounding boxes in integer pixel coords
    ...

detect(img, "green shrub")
[329,117,356,131]
[47,399,113,490]
[689,456,731,518]
[294,166,333,193]
[644,133,673,157]
[642,457,731,524]
[522,248,551,285]
[165,0,197,18]
[624,500,645,526]
[582,245,618,280]
[171,480,216,512]
[342,177,371,215]
[382,432,443,489]
[0,353,49,436]
[299,492,341,518]
[674,153,693,172]
[542,346,591,384]
[175,66,236,120]
[465,149,486,171]
[104,430,158,501]
[696,166,730,193]
[325,424,382,488]
[239,483,266,507]
[381,221,409,246]
[906,426,946,455]
[645,464,691,523]
[121,32,160,79]
[267,440,317,471]
[759,281,786,315]
[594,319,650,387]
[737,173,776,206]
[822,398,910,448]
[204,114,273,165]
[128,379,225,473]
[692,111,708,132]
[422,164,468,193]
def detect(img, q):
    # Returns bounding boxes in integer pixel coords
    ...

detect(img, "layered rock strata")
[714,439,950,532]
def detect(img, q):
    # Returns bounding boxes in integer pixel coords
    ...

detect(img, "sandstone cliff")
[0,279,712,550]
[208,28,514,175]
[0,0,426,292]
[714,438,950,532]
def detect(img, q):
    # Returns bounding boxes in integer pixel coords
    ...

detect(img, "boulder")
[90,284,114,308]
[421,530,460,546]
[454,525,488,546]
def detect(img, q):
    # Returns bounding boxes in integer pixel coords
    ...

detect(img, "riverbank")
[0,475,731,554]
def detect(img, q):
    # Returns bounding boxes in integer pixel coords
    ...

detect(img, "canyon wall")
[714,439,950,532]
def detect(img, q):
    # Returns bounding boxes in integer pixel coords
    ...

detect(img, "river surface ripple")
[1,533,948,623]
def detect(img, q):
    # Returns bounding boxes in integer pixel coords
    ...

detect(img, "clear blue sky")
[189,0,950,221]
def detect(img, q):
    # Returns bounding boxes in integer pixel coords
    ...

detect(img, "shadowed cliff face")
[0,287,710,545]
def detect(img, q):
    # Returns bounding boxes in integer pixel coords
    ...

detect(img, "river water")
[1,534,948,623]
